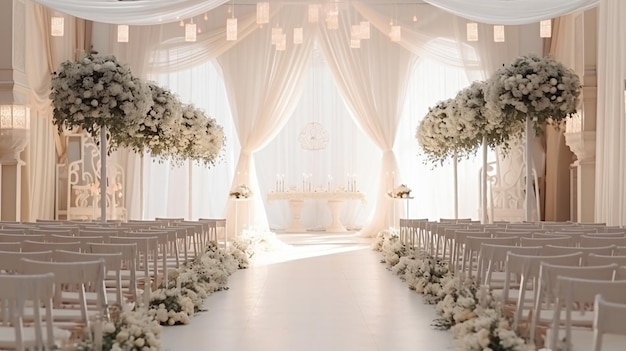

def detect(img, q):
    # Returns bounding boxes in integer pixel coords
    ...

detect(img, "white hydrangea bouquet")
[455,80,520,151]
[74,307,162,351]
[175,105,225,166]
[147,288,195,325]
[388,184,412,198]
[416,99,468,165]
[116,82,183,159]
[486,54,581,136]
[229,184,253,199]
[50,53,152,150]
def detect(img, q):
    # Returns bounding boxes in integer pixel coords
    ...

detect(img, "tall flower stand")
[524,116,533,222]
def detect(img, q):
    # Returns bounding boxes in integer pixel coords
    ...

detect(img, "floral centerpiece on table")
[388,184,412,199]
[486,54,581,136]
[116,82,183,159]
[229,184,253,199]
[74,307,162,351]
[50,53,152,150]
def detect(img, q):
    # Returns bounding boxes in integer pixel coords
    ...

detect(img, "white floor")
[161,233,454,351]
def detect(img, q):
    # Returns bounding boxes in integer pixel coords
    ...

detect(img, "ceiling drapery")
[422,0,599,24]
[32,0,598,26]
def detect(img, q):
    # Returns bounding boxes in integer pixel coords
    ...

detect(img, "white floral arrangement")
[74,307,162,351]
[176,105,225,166]
[231,230,291,268]
[147,288,195,325]
[117,82,183,159]
[416,99,465,165]
[50,53,152,149]
[374,230,531,351]
[229,184,253,199]
[388,184,412,199]
[486,54,581,136]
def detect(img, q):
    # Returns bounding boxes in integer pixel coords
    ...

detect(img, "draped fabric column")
[595,0,626,225]
[217,6,313,233]
[24,3,91,220]
[317,10,416,237]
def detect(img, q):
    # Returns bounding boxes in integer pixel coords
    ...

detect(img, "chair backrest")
[0,234,45,243]
[520,236,573,247]
[587,254,626,267]
[20,258,107,326]
[550,278,626,351]
[0,242,21,252]
[480,245,542,286]
[0,251,52,272]
[580,235,626,248]
[87,242,138,305]
[593,294,626,351]
[0,273,58,350]
[21,240,81,253]
[541,245,615,264]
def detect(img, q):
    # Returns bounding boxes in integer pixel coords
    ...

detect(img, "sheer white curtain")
[595,0,626,225]
[216,6,314,233]
[317,10,416,237]
[139,62,237,220]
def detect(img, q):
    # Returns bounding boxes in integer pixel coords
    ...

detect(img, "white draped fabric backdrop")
[22,0,626,229]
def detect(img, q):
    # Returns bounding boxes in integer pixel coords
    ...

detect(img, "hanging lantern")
[360,21,370,40]
[326,13,338,30]
[390,25,401,42]
[257,2,269,25]
[51,16,64,37]
[294,28,303,45]
[351,25,361,40]
[227,18,238,41]
[271,27,283,45]
[493,25,505,42]
[185,22,197,42]
[117,25,129,43]
[466,22,478,42]
[308,4,319,23]
[540,19,552,38]
[350,39,361,49]
[276,33,286,51]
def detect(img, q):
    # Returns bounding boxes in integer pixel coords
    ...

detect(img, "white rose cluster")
[486,54,581,134]
[50,54,152,148]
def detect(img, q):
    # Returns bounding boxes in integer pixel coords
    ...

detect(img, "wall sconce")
[0,105,30,130]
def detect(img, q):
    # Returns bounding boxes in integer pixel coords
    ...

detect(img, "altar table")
[267,191,366,232]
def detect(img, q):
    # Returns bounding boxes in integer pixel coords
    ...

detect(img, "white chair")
[0,273,71,351]
[0,251,53,272]
[592,294,626,351]
[547,278,626,351]
[541,245,615,265]
[529,263,617,346]
[463,236,517,281]
[579,235,626,248]
[0,242,21,252]
[88,242,140,306]
[520,236,573,247]
[480,245,541,288]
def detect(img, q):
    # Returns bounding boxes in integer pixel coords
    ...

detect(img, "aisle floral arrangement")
[50,53,152,150]
[373,230,531,351]
[485,54,581,136]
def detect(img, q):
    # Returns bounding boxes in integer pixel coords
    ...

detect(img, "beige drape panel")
[217,6,313,232]
[23,2,91,220]
[317,11,416,237]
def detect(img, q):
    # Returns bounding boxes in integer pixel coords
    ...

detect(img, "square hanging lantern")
[294,28,303,45]
[276,33,286,51]
[360,21,370,39]
[51,16,64,37]
[350,39,360,49]
[326,13,338,30]
[271,27,283,45]
[493,25,505,42]
[257,2,269,25]
[540,19,552,38]
[185,22,197,42]
[117,25,129,43]
[390,25,401,42]
[467,22,478,41]
[308,4,319,23]
[227,18,238,41]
